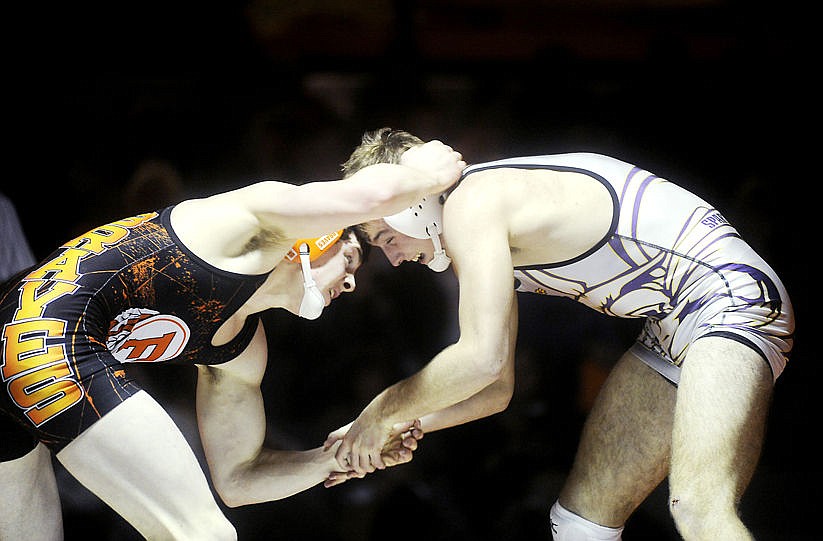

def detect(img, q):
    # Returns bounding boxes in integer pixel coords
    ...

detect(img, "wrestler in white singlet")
[463,154,794,383]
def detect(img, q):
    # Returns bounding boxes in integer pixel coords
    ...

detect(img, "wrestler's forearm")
[418,378,513,432]
[363,341,502,429]
[225,445,340,506]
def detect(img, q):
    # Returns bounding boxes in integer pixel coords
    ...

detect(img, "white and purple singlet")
[463,154,794,384]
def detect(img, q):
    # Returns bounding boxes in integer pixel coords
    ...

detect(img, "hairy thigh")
[560,350,676,526]
[670,336,773,503]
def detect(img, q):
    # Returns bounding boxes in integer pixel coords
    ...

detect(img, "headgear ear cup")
[283,230,344,320]
[383,192,451,272]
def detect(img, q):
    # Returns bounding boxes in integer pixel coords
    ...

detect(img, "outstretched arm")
[414,292,518,433]
[324,307,516,451]
[170,140,465,275]
[187,140,465,238]
[196,322,423,505]
[196,323,339,505]
[333,185,519,473]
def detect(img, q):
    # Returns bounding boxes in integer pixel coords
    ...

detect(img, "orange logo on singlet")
[107,309,190,363]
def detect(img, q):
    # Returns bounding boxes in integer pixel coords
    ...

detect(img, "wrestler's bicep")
[195,323,269,477]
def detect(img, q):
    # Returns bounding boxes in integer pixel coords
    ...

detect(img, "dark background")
[4,1,815,539]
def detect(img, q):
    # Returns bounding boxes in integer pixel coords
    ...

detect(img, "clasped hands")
[322,419,423,488]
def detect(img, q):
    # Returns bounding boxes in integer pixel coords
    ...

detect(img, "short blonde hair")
[341,128,424,178]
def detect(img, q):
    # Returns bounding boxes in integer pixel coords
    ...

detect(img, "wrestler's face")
[310,232,363,305]
[363,219,433,267]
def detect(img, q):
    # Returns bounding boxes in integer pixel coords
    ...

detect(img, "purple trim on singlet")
[463,154,793,383]
[632,172,661,261]
[460,163,621,271]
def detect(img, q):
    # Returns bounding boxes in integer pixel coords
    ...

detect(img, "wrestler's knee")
[669,495,715,540]
[668,492,748,540]
[549,501,623,541]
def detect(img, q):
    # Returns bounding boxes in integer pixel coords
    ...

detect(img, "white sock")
[549,501,624,541]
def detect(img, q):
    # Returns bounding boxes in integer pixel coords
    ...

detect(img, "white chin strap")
[427,226,451,272]
[297,243,325,320]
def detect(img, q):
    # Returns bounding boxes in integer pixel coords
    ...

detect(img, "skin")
[0,141,465,540]
[329,160,775,540]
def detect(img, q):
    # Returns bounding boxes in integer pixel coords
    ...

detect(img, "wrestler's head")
[284,227,368,319]
[343,128,451,272]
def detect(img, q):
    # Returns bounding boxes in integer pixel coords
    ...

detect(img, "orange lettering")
[24,248,86,284]
[1,212,156,427]
[63,223,131,255]
[62,212,157,254]
[13,281,78,321]
[7,364,84,426]
[114,213,157,227]
[2,319,67,380]
[119,332,175,362]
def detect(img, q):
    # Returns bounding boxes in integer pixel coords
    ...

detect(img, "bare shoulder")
[446,170,506,212]
[170,185,293,273]
[445,167,531,225]
[442,171,511,246]
[171,196,264,249]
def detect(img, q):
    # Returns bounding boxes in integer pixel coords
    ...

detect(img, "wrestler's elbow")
[453,337,511,392]
[478,346,515,413]
[211,470,249,508]
[471,349,508,384]
[491,374,515,414]
[477,337,514,379]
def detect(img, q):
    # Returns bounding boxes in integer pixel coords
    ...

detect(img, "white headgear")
[384,192,451,272]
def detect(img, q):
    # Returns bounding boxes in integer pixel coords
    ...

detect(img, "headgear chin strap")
[284,231,344,320]
[384,192,451,272]
[296,242,325,320]
[427,229,451,272]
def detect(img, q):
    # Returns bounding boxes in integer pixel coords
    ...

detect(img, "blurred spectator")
[0,193,36,282]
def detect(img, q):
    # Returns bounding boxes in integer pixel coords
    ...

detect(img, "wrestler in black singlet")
[0,207,268,456]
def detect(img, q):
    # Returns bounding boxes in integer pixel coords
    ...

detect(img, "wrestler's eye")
[343,247,361,272]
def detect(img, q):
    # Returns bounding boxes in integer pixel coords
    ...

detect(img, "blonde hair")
[341,128,424,178]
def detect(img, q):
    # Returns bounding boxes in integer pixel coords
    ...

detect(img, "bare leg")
[56,390,236,541]
[0,442,63,541]
[669,336,773,540]
[559,350,676,527]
